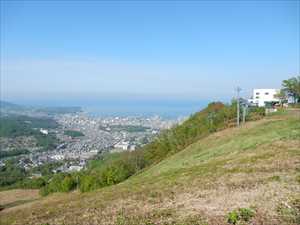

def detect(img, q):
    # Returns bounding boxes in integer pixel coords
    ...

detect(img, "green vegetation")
[79,151,142,192]
[110,125,149,132]
[0,149,30,159]
[0,115,58,137]
[0,160,62,190]
[0,115,60,150]
[17,177,46,189]
[30,162,63,176]
[227,208,255,224]
[39,173,77,196]
[246,106,265,119]
[0,117,36,137]
[0,158,46,190]
[141,101,264,166]
[64,130,84,137]
[0,159,27,188]
[36,133,59,151]
[277,76,300,104]
[41,102,266,195]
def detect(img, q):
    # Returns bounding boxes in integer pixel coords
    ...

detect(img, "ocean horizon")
[4,98,211,118]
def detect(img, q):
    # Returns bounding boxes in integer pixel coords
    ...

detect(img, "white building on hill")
[248,89,280,107]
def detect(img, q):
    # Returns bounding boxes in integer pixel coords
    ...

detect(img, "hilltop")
[1,110,299,225]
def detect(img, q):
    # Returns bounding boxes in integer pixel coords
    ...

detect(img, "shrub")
[79,175,100,192]
[39,186,50,196]
[19,177,46,189]
[247,106,265,120]
[40,173,78,195]
[239,208,255,221]
[227,208,255,224]
[61,175,76,192]
[227,210,239,224]
[79,155,138,192]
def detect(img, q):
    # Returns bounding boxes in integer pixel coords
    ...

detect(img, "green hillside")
[40,102,265,196]
[1,112,299,225]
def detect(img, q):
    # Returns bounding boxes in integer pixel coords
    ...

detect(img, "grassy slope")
[0,189,40,210]
[1,115,300,225]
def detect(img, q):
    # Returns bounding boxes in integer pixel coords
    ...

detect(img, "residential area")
[0,110,180,175]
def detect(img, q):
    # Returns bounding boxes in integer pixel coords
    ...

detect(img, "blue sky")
[1,0,299,104]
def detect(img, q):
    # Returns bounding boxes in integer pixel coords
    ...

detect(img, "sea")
[8,98,210,119]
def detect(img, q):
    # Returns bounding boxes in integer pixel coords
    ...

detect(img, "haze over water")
[8,98,209,118]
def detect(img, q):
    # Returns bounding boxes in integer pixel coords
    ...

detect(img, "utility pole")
[236,87,241,127]
[207,112,215,131]
[242,105,246,124]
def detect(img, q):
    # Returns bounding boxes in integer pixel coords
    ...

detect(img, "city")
[0,108,182,174]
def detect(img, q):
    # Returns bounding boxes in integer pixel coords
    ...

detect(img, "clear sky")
[1,0,299,104]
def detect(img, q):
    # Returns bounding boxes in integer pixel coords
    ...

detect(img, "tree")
[282,76,300,103]
[61,175,76,192]
[274,89,288,106]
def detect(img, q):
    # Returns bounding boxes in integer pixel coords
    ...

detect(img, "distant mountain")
[0,100,82,115]
[35,106,82,115]
[0,100,26,110]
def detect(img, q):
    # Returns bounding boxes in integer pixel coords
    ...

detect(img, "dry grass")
[0,189,40,211]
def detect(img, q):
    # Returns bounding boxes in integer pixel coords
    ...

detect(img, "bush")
[227,210,239,224]
[39,186,50,196]
[246,106,265,120]
[40,173,78,195]
[19,177,46,189]
[79,175,100,192]
[227,208,255,224]
[239,208,255,221]
[79,153,139,192]
[61,175,76,192]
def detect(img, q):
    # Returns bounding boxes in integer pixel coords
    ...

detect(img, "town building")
[248,89,280,107]
[68,165,83,172]
[114,141,129,150]
[50,154,65,161]
[129,145,136,151]
[40,128,48,135]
